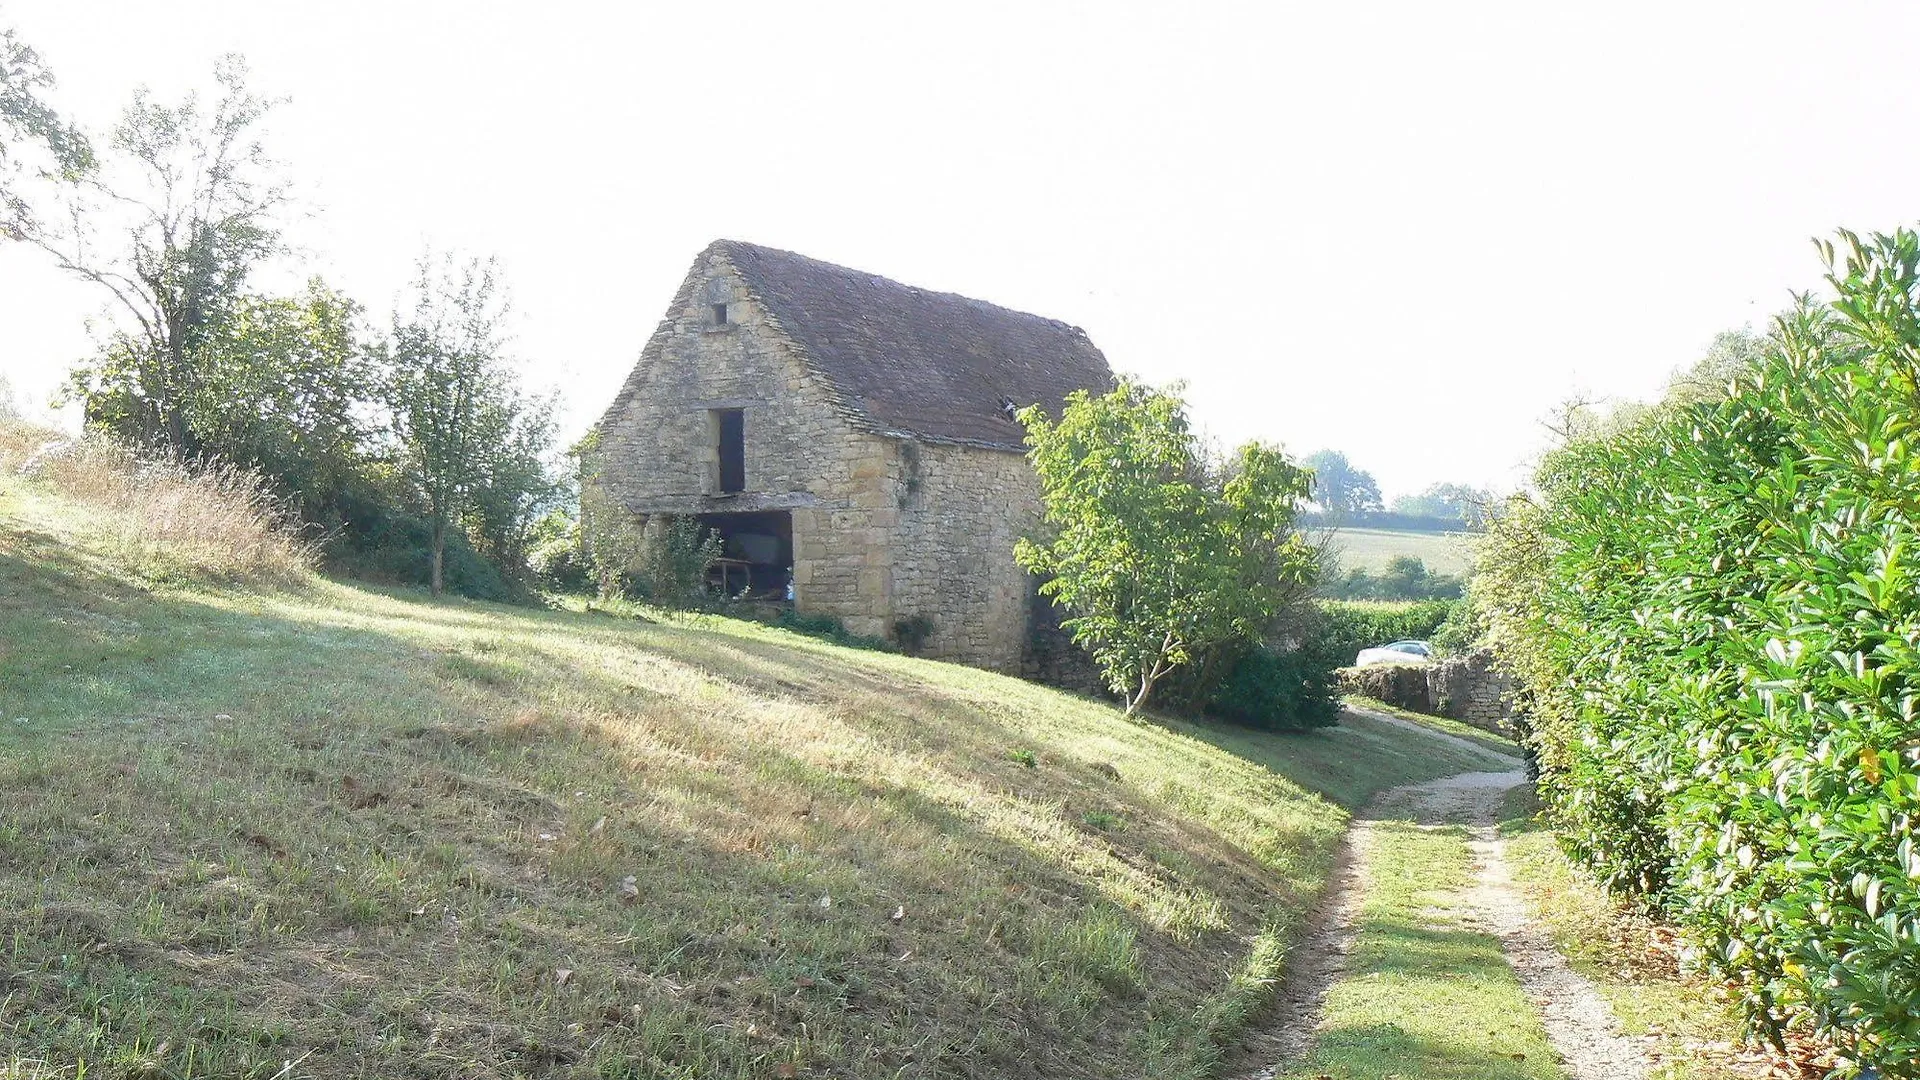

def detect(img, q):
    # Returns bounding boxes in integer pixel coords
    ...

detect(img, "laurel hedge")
[1479,229,1920,1077]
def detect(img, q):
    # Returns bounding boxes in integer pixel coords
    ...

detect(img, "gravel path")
[1231,709,1653,1079]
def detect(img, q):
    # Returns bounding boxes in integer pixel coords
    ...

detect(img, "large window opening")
[694,510,792,601]
[714,408,745,493]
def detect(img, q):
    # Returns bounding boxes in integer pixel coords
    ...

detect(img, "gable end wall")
[597,248,1041,669]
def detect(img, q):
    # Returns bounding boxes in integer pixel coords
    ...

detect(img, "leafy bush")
[324,497,512,601]
[892,614,936,654]
[525,511,589,592]
[635,516,723,609]
[1206,644,1339,731]
[1427,600,1483,657]
[1476,229,1920,1076]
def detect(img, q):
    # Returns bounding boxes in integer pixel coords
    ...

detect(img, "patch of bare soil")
[1459,787,1653,1080]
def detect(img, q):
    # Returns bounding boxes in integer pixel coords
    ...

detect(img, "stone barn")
[592,239,1115,671]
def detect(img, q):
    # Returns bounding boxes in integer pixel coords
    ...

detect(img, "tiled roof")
[714,240,1115,450]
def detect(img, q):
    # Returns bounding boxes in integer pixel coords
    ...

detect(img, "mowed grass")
[1282,820,1560,1080]
[0,481,1495,1080]
[1332,527,1475,576]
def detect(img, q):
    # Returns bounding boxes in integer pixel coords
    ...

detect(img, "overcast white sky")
[4,1,1917,500]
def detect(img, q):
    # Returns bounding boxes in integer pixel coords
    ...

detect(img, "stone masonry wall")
[596,248,1042,668]
[1426,650,1513,735]
[596,248,895,638]
[887,440,1041,671]
[1339,649,1513,736]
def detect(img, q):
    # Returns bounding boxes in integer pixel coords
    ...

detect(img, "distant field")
[1329,527,1477,576]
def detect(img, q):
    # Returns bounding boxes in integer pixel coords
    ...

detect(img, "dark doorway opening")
[694,510,792,599]
[715,408,745,493]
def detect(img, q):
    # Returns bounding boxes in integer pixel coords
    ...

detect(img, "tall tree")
[385,254,554,596]
[34,56,285,455]
[0,23,91,237]
[186,280,375,521]
[1302,449,1383,518]
[1017,380,1316,715]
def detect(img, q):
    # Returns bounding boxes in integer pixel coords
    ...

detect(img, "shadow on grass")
[0,523,1389,1079]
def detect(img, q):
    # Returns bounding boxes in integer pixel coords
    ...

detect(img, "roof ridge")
[709,238,1093,339]
[645,239,1116,451]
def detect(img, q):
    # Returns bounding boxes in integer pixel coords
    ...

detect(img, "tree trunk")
[430,518,446,597]
[1125,669,1157,717]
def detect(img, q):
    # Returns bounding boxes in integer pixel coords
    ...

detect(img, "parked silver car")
[1355,639,1433,666]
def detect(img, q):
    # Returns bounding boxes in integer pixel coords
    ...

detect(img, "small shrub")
[1080,810,1122,831]
[526,511,590,593]
[892,614,935,654]
[636,516,722,609]
[324,499,511,600]
[1427,600,1483,656]
[771,609,892,652]
[1009,748,1038,769]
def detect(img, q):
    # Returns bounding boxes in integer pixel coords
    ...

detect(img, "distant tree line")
[2,42,562,599]
[1321,554,1463,602]
[1301,449,1497,530]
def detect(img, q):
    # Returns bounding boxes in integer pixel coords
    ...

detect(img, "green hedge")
[1478,230,1920,1076]
[1314,599,1458,667]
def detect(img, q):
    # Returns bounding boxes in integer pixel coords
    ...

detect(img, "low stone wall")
[1338,662,1434,713]
[1339,649,1512,735]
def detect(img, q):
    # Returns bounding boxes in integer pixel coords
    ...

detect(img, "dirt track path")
[1232,710,1652,1079]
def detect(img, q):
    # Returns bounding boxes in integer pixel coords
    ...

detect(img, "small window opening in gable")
[714,408,745,493]
[701,278,734,330]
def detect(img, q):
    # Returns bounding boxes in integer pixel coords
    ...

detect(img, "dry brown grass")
[0,419,313,586]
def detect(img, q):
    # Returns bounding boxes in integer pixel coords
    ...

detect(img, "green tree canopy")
[37,56,285,456]
[1016,380,1317,714]
[383,253,557,597]
[0,23,91,237]
[1302,449,1382,518]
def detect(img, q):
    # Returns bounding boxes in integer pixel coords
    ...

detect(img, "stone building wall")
[595,247,1044,668]
[886,440,1042,670]
[596,248,892,637]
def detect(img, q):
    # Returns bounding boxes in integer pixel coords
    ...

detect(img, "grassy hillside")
[1331,527,1475,576]
[0,476,1500,1079]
